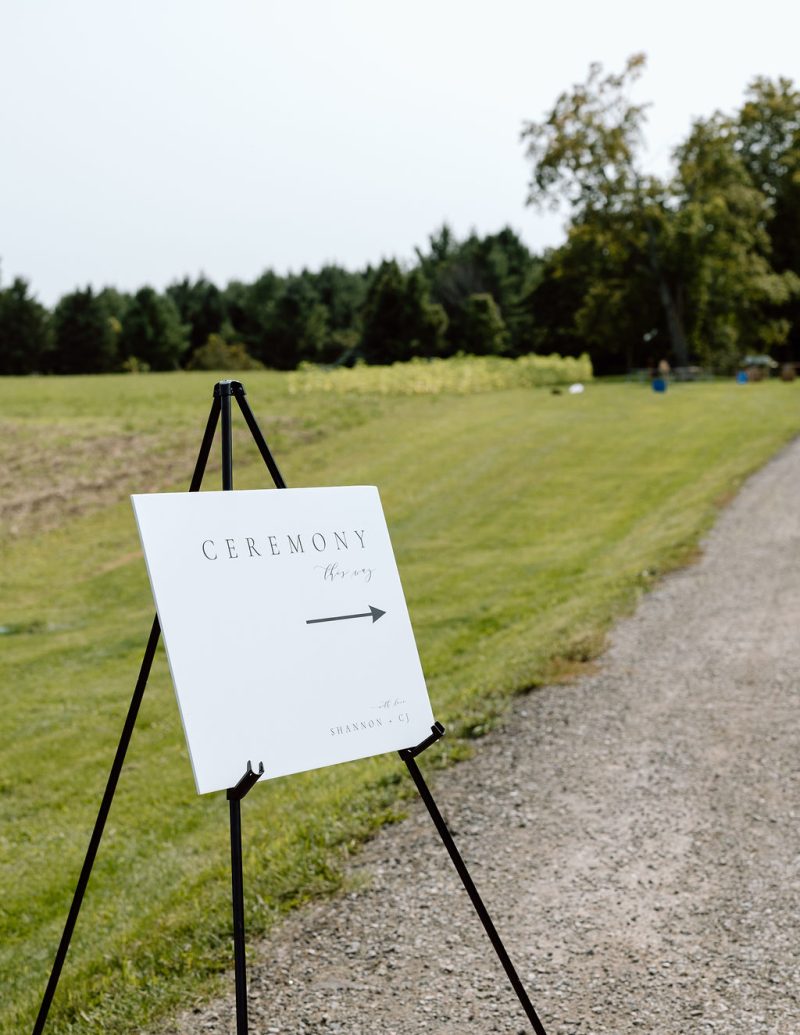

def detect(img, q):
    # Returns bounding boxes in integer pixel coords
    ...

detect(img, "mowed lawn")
[1,373,798,1034]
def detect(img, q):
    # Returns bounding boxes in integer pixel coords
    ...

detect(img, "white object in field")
[568,383,585,394]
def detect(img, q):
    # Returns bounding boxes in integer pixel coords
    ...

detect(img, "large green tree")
[222,271,282,358]
[735,77,800,357]
[308,264,368,336]
[0,277,52,374]
[416,225,540,355]
[521,54,690,367]
[360,261,447,364]
[672,115,799,370]
[167,276,226,353]
[52,287,119,373]
[522,57,800,372]
[458,293,510,355]
[119,288,188,370]
[256,276,329,369]
[533,221,663,373]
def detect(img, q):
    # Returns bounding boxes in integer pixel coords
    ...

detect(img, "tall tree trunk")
[644,220,689,366]
[656,278,689,367]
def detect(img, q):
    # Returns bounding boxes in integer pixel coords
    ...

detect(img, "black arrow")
[306,605,386,626]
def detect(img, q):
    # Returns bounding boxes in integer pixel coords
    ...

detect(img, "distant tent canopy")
[741,354,778,369]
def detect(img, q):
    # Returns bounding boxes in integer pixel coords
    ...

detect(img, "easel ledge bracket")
[398,721,446,760]
[227,760,265,800]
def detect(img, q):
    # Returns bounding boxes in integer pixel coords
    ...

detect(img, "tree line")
[0,227,541,376]
[1,61,798,377]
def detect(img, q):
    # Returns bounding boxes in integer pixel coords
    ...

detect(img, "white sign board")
[131,486,434,794]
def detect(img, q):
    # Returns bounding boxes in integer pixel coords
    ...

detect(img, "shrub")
[186,334,264,371]
[286,352,592,397]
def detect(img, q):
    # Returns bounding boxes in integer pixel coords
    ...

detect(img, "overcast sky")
[1,0,798,305]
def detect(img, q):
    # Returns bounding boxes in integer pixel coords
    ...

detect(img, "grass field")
[2,370,799,1033]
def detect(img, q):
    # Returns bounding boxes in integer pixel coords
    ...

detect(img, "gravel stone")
[168,438,800,1034]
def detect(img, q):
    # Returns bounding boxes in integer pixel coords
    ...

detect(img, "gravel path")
[171,439,800,1035]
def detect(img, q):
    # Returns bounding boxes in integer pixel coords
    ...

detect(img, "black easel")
[32,379,548,1035]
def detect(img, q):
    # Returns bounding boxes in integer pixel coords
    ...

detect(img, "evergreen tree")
[416,225,541,356]
[52,287,119,373]
[458,293,510,355]
[360,261,447,364]
[257,276,329,369]
[222,272,282,357]
[0,277,52,374]
[166,276,226,353]
[309,264,368,334]
[119,288,188,370]
[96,286,131,323]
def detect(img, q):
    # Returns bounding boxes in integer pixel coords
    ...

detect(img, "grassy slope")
[1,374,798,1032]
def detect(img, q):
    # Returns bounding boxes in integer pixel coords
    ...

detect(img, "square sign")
[131,486,434,794]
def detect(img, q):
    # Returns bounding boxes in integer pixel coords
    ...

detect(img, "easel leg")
[402,752,549,1035]
[32,618,161,1035]
[229,797,249,1034]
[219,382,250,1031]
[234,388,287,489]
[226,762,263,1035]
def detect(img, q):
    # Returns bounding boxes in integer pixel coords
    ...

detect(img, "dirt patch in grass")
[0,416,309,538]
[0,421,196,537]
